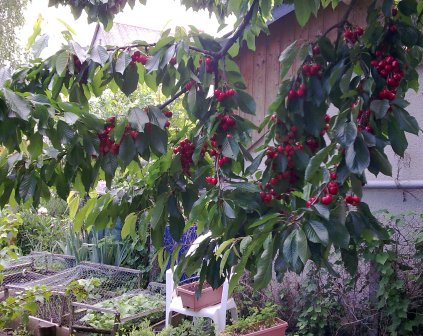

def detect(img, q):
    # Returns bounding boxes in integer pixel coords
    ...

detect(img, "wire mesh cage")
[69,289,165,335]
[5,261,145,327]
[0,252,76,290]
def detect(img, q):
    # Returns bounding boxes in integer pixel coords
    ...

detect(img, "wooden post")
[112,313,121,336]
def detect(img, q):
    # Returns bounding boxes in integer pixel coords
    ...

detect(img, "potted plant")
[177,281,223,311]
[222,304,288,336]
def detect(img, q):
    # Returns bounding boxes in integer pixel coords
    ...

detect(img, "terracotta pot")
[176,281,223,311]
[240,318,288,336]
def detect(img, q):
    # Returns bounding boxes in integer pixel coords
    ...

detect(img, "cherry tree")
[0,0,422,290]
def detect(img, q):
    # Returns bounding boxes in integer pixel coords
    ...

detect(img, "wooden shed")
[235,1,370,145]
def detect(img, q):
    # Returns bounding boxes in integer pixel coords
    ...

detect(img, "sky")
[19,1,235,56]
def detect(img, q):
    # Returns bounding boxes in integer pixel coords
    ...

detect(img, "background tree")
[0,0,29,67]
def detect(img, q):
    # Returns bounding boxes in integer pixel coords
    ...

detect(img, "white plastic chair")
[165,267,238,334]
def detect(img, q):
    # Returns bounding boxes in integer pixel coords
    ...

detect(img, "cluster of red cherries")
[98,116,139,155]
[200,57,214,73]
[214,87,236,102]
[205,176,218,185]
[287,83,306,101]
[302,63,322,77]
[306,172,339,207]
[371,52,403,101]
[130,51,149,65]
[356,108,373,133]
[173,139,196,176]
[217,114,236,132]
[343,25,364,44]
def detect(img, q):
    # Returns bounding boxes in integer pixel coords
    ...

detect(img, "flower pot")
[224,318,288,336]
[176,281,223,311]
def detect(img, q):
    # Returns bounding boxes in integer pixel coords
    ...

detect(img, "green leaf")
[145,52,161,73]
[28,133,43,158]
[223,201,236,219]
[118,136,136,167]
[305,144,335,181]
[3,89,31,120]
[279,40,299,79]
[341,248,358,275]
[369,147,392,177]
[294,0,314,26]
[236,90,256,115]
[388,116,408,157]
[67,192,80,220]
[115,52,131,75]
[55,51,69,76]
[150,194,167,229]
[27,14,43,49]
[370,100,390,119]
[345,136,370,174]
[335,121,357,147]
[128,107,149,131]
[304,220,329,245]
[253,234,274,289]
[317,36,335,61]
[90,45,109,66]
[119,64,139,96]
[392,106,420,135]
[102,153,118,177]
[122,213,138,239]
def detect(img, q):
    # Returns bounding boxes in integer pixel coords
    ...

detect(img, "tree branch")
[108,43,217,57]
[158,88,187,110]
[217,0,259,59]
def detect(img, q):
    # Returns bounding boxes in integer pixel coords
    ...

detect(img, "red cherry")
[287,89,297,101]
[392,8,397,16]
[111,143,120,155]
[170,57,177,65]
[320,194,333,205]
[312,46,320,55]
[270,177,279,186]
[327,181,339,195]
[330,171,337,180]
[356,26,364,36]
[130,130,139,139]
[296,84,305,97]
[389,25,397,33]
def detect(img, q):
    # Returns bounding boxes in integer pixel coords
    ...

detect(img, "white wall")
[365,65,423,213]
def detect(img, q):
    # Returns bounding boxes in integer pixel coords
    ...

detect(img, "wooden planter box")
[176,281,223,311]
[224,318,288,336]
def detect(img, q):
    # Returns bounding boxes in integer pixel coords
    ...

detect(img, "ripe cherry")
[320,194,333,205]
[327,181,339,195]
[130,130,139,139]
[312,46,320,55]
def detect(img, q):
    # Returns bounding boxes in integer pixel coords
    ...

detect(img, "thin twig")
[107,43,216,57]
[322,0,358,38]
[158,88,187,110]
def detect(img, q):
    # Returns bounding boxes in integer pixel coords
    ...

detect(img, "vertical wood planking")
[251,33,268,139]
[264,24,282,123]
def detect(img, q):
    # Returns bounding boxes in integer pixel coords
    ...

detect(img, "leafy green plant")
[293,267,343,336]
[363,212,423,335]
[0,207,22,282]
[223,304,279,335]
[81,292,164,329]
[0,285,52,329]
[16,208,68,254]
[65,277,103,301]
